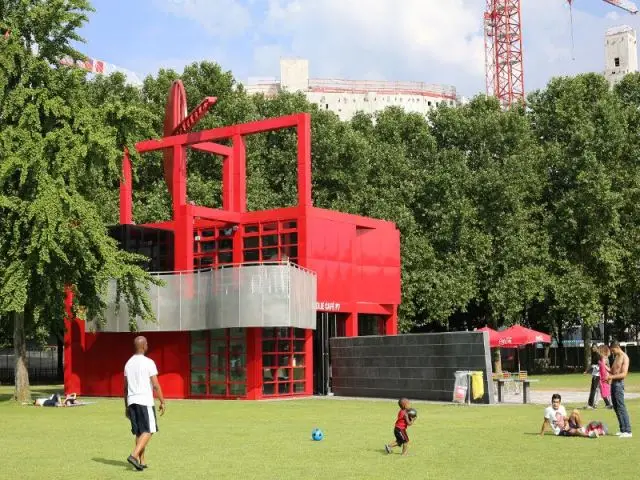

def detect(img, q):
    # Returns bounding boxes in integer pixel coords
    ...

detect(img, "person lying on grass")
[540,393,598,438]
[33,393,78,407]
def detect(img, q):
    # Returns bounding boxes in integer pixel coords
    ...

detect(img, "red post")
[304,328,313,395]
[297,113,312,207]
[171,144,187,217]
[119,148,133,224]
[385,305,398,335]
[222,154,234,211]
[174,204,194,271]
[245,328,262,399]
[232,135,246,213]
[345,311,358,337]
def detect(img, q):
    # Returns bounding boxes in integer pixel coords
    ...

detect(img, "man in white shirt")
[124,336,165,471]
[540,393,567,436]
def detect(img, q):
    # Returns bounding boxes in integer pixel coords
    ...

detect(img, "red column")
[119,148,133,224]
[385,305,398,335]
[232,135,246,213]
[174,204,194,271]
[304,328,313,395]
[296,113,312,207]
[171,145,187,217]
[245,328,262,399]
[63,288,85,395]
[222,154,234,211]
[345,311,358,337]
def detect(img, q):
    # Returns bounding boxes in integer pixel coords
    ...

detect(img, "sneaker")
[384,445,392,454]
[127,455,144,471]
[589,430,599,438]
[620,432,633,438]
[615,432,623,436]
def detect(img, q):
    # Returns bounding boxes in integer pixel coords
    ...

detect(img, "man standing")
[608,341,631,438]
[124,336,166,470]
[584,343,600,409]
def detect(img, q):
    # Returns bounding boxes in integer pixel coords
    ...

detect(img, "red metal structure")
[484,0,525,108]
[484,0,638,108]
[64,81,401,400]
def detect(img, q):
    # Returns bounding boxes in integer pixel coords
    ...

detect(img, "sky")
[79,0,640,98]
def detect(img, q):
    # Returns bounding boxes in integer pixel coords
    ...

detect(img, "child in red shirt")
[385,397,415,456]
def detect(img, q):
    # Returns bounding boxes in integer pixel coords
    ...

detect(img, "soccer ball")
[407,408,418,419]
[311,428,324,441]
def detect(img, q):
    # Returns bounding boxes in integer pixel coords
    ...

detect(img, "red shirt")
[395,409,408,429]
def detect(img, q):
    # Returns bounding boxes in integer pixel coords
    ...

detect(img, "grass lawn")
[1,382,639,480]
[532,372,640,392]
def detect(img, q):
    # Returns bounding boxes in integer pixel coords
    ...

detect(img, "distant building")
[604,25,638,86]
[246,58,462,121]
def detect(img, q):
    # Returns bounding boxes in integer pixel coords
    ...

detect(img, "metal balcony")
[88,262,317,332]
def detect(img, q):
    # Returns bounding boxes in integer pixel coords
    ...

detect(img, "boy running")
[385,398,415,456]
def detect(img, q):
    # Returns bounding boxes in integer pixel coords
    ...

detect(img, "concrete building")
[246,58,461,121]
[604,25,638,86]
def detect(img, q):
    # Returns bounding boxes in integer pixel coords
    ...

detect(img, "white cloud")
[152,0,252,36]
[151,0,640,97]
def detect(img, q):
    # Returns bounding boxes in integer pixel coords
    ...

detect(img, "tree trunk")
[583,323,592,372]
[13,311,30,402]
[57,335,64,381]
[492,348,502,373]
[558,328,566,370]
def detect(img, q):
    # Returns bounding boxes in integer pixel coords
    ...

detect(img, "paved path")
[501,389,640,405]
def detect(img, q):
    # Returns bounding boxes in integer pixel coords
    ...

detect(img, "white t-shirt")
[124,354,158,407]
[544,405,567,435]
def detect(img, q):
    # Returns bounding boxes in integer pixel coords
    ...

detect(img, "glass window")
[201,241,216,252]
[190,355,207,370]
[281,246,298,258]
[191,383,207,395]
[218,251,233,263]
[210,383,226,396]
[263,223,277,232]
[262,247,278,260]
[243,237,259,249]
[245,224,259,234]
[281,233,297,245]
[244,250,259,262]
[282,220,297,229]
[219,239,233,250]
[261,234,278,247]
[230,383,246,396]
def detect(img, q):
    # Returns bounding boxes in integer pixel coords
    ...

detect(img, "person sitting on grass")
[539,393,598,438]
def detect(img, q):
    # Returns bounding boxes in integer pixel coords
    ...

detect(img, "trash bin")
[453,371,469,404]
[471,371,484,400]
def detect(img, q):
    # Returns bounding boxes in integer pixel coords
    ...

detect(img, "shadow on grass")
[0,386,62,404]
[92,458,131,469]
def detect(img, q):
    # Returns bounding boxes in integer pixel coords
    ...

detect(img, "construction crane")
[484,0,639,108]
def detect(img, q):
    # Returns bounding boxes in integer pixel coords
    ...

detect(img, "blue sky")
[78,0,640,97]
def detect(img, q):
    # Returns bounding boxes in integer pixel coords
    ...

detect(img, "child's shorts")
[394,427,409,445]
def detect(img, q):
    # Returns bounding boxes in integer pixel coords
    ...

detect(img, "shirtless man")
[607,342,632,438]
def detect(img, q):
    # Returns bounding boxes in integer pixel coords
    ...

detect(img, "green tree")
[0,0,158,401]
[529,74,629,366]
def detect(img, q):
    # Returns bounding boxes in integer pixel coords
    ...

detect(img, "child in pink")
[598,345,612,408]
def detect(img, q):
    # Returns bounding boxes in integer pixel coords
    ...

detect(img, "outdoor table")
[495,378,539,404]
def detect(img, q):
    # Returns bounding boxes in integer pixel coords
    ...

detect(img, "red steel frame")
[65,80,400,400]
[484,0,525,108]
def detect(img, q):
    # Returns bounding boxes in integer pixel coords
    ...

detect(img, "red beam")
[172,97,217,135]
[136,114,304,153]
[190,142,233,156]
[119,148,133,224]
[190,205,243,223]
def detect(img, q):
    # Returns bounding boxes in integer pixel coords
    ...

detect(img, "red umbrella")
[497,325,551,348]
[476,326,502,348]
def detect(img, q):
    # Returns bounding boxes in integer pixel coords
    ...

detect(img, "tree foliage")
[0,0,158,401]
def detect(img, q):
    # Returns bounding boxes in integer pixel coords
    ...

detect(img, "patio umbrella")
[498,325,552,348]
[497,325,552,372]
[476,326,502,348]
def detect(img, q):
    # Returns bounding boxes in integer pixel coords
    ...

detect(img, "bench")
[495,378,539,404]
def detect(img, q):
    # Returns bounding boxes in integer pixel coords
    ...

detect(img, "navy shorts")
[394,427,409,445]
[128,404,158,436]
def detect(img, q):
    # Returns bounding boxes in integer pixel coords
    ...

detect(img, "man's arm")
[540,418,550,436]
[151,375,166,415]
[610,355,630,381]
[124,377,129,418]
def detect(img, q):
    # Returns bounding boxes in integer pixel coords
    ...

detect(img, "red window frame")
[189,328,247,398]
[242,220,298,265]
[261,327,306,396]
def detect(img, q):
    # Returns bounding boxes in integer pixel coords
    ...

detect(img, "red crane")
[484,0,639,108]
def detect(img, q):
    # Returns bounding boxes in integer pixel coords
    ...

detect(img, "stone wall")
[330,332,494,403]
